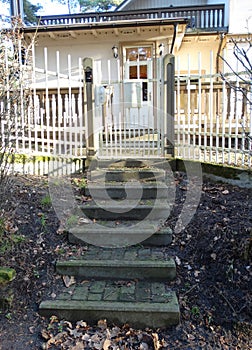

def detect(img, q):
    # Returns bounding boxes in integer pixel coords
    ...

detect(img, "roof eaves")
[24,17,189,34]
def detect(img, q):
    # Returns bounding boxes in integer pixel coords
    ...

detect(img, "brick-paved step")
[84,182,170,199]
[56,246,176,281]
[80,200,170,221]
[69,224,173,247]
[39,280,179,328]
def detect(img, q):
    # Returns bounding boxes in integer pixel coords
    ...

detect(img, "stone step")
[39,280,180,328]
[89,158,174,171]
[88,168,166,183]
[79,200,170,221]
[84,182,170,199]
[69,224,173,247]
[56,246,176,281]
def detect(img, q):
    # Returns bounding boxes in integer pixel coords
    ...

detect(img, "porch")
[4,49,250,173]
[37,4,227,33]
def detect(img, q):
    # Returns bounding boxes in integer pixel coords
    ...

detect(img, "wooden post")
[163,54,175,156]
[83,57,95,157]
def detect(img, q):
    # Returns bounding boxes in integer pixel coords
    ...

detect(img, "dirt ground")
[0,171,251,349]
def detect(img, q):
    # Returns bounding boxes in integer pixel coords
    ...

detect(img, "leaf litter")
[0,173,251,349]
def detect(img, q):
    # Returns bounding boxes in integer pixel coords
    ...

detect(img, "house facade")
[5,0,252,168]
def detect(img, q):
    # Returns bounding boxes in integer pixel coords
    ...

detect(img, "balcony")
[36,4,227,32]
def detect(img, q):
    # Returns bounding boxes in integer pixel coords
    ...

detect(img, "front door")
[123,45,154,129]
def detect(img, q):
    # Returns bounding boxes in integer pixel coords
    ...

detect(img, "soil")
[0,171,251,349]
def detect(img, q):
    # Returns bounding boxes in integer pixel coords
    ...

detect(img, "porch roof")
[24,17,188,34]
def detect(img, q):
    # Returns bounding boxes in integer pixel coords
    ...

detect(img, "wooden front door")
[123,45,154,129]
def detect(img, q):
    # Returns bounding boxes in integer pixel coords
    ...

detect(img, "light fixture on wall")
[159,43,164,56]
[112,45,119,59]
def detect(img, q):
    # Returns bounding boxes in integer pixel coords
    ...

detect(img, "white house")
[2,0,252,168]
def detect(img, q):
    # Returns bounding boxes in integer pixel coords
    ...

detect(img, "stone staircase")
[39,159,180,328]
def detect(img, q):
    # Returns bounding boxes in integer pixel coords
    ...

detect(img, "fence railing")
[37,4,226,32]
[175,77,252,168]
[1,48,251,174]
[30,88,85,157]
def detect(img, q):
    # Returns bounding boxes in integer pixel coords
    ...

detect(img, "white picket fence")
[28,48,86,159]
[1,45,251,174]
[175,52,252,168]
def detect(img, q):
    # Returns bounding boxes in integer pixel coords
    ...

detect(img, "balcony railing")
[37,4,226,32]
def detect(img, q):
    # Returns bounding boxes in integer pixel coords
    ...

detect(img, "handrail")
[36,4,225,31]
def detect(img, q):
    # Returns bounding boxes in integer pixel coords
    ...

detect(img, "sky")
[0,0,70,16]
[34,0,70,15]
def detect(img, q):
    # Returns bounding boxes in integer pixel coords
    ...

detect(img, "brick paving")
[70,246,171,261]
[56,280,175,304]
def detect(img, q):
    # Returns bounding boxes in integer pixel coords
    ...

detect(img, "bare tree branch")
[218,35,252,153]
[0,17,33,196]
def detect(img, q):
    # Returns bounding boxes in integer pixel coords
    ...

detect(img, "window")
[124,46,153,104]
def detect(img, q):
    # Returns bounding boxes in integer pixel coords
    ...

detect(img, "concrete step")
[69,224,173,247]
[79,200,171,221]
[84,182,170,199]
[56,246,176,281]
[89,158,175,171]
[88,168,166,183]
[39,280,180,328]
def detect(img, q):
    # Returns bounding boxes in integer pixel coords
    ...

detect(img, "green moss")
[66,215,79,228]
[0,267,16,284]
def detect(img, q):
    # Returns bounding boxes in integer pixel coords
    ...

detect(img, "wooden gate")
[93,52,168,159]
[10,47,173,162]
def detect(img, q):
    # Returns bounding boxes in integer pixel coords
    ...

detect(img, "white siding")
[118,0,230,27]
[119,0,226,10]
[229,0,252,34]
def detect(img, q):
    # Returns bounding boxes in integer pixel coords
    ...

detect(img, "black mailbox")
[83,57,93,84]
[85,67,93,83]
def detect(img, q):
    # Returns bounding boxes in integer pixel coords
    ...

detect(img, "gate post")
[163,54,175,157]
[83,57,95,157]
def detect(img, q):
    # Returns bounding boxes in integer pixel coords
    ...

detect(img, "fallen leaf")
[29,326,35,334]
[175,256,181,266]
[76,320,87,328]
[187,334,195,340]
[152,333,161,350]
[222,190,229,195]
[97,319,107,330]
[70,342,84,350]
[194,270,200,277]
[91,333,101,343]
[103,339,111,350]
[68,328,83,338]
[110,326,120,338]
[63,275,76,288]
[82,333,90,341]
[211,253,217,260]
[78,217,90,224]
[41,329,51,340]
[64,321,73,329]
[36,234,44,244]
